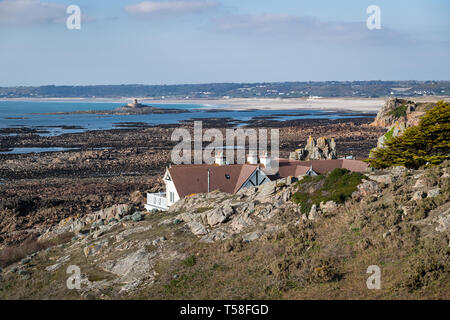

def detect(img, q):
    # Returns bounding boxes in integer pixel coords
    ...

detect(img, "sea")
[0,100,373,135]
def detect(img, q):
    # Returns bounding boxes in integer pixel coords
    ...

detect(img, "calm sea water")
[0,100,371,137]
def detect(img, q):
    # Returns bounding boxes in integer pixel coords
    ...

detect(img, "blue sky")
[0,0,449,86]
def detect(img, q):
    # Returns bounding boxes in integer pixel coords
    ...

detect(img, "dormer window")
[225,174,230,179]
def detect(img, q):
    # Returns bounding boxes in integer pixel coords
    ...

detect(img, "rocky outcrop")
[370,98,426,149]
[371,98,416,128]
[289,136,337,160]
[39,204,137,242]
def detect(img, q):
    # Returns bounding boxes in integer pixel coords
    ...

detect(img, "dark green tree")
[366,101,450,169]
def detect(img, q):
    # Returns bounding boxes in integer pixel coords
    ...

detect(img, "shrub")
[183,255,197,267]
[291,169,365,213]
[388,104,408,118]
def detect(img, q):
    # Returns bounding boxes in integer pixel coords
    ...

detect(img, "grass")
[388,104,408,118]
[292,169,366,214]
[196,207,213,214]
[384,127,395,142]
[0,232,73,268]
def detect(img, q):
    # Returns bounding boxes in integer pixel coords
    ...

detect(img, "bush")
[292,169,365,213]
[183,255,197,267]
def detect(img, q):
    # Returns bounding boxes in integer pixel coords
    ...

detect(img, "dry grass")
[0,232,73,268]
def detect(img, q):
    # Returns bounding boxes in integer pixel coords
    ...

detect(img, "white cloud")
[0,0,66,25]
[212,14,407,44]
[125,0,219,16]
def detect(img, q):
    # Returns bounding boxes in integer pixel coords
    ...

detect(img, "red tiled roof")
[275,159,368,175]
[168,159,368,197]
[168,164,258,197]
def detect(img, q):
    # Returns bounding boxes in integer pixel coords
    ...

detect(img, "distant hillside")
[1,81,450,99]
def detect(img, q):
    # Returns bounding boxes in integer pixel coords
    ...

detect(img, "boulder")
[242,231,262,242]
[206,207,233,226]
[320,200,337,213]
[368,174,395,185]
[308,204,319,221]
[291,136,337,160]
[187,221,208,236]
[131,212,144,222]
[254,181,277,201]
[100,248,156,283]
[95,204,133,221]
[352,179,380,199]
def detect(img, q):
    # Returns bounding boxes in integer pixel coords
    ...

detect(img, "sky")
[0,0,449,86]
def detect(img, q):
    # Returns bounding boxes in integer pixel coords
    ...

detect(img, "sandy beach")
[3,96,449,113]
[0,97,385,112]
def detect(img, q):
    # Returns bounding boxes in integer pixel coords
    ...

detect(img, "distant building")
[127,99,142,108]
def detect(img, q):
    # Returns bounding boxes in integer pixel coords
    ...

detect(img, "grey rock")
[187,221,208,236]
[353,179,380,199]
[230,213,253,232]
[427,188,440,198]
[254,181,277,201]
[83,239,109,257]
[368,174,395,185]
[308,204,319,221]
[100,248,156,283]
[320,200,337,213]
[242,231,262,242]
[435,208,450,232]
[292,136,337,160]
[131,212,144,222]
[45,255,71,272]
[207,207,232,226]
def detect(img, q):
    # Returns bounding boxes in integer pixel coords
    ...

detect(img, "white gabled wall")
[164,170,180,207]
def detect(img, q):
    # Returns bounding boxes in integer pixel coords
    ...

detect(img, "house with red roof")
[145,153,368,211]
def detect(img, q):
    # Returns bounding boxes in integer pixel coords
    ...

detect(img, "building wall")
[164,171,180,207]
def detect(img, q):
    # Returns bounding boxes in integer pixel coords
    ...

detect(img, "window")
[170,192,174,203]
[225,174,230,180]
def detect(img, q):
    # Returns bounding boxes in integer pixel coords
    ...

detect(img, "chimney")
[260,153,273,169]
[215,151,226,166]
[247,151,258,165]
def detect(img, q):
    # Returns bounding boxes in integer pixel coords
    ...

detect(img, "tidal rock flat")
[31,106,190,116]
[0,118,385,246]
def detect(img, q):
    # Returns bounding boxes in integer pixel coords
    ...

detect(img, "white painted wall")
[164,170,180,207]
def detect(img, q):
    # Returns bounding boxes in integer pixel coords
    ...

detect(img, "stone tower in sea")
[289,136,337,160]
[127,99,142,108]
